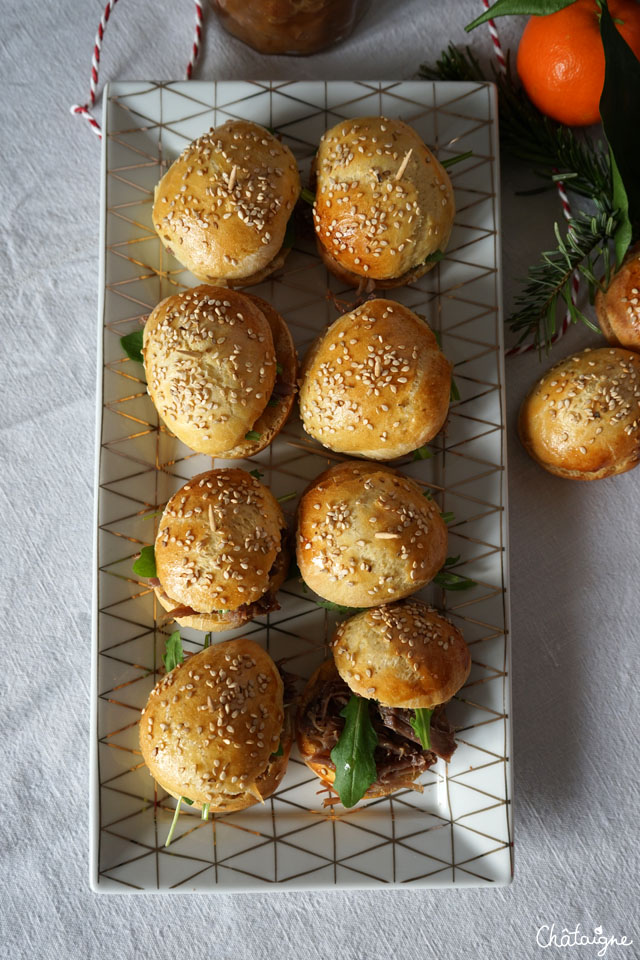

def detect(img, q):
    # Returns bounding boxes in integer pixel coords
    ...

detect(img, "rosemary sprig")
[419,44,621,352]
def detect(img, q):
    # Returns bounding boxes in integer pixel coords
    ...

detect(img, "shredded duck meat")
[299,669,457,794]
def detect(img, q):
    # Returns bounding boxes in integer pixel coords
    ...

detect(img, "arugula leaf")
[120,329,144,364]
[410,708,434,750]
[465,0,576,32]
[422,487,433,499]
[182,797,194,805]
[162,630,184,673]
[245,430,262,442]
[441,150,473,170]
[316,599,363,615]
[440,511,455,524]
[330,696,378,808]
[165,797,183,847]
[412,445,434,461]
[271,741,284,757]
[599,0,640,266]
[301,187,316,205]
[450,378,461,403]
[444,554,461,566]
[425,249,445,264]
[249,469,264,480]
[276,362,283,375]
[203,632,212,649]
[132,544,156,578]
[433,569,476,591]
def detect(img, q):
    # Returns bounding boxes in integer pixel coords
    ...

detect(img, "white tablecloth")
[1,0,638,956]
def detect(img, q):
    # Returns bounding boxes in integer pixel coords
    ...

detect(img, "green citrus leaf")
[465,0,576,33]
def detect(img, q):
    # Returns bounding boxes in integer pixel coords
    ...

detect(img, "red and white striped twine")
[70,0,203,139]
[480,6,580,355]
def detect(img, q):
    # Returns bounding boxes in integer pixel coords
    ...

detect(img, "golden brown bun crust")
[219,293,298,458]
[139,638,284,806]
[518,347,640,480]
[155,469,285,614]
[296,461,447,606]
[299,299,451,459]
[313,116,454,283]
[595,243,640,350]
[296,660,400,800]
[152,120,300,284]
[332,600,469,709]
[314,237,435,290]
[143,285,277,456]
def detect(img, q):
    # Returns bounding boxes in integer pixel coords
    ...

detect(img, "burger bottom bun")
[155,540,290,631]
[218,294,298,459]
[316,237,437,290]
[197,244,292,289]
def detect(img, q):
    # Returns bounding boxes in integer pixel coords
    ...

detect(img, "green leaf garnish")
[450,378,461,403]
[433,569,476,591]
[412,445,433,461]
[316,600,363,615]
[276,362,283,375]
[277,491,297,504]
[203,632,212,649]
[182,797,194,805]
[272,741,284,758]
[162,630,185,673]
[440,511,455,524]
[201,802,210,821]
[301,187,316,205]
[165,796,183,847]
[465,0,575,33]
[444,555,461,566]
[424,249,445,264]
[249,469,264,480]
[422,487,433,499]
[410,707,434,750]
[440,150,473,170]
[132,544,156,578]
[330,695,378,808]
[245,430,262,442]
[599,1,640,266]
[120,329,144,364]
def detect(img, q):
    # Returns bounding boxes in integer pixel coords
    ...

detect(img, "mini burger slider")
[296,461,447,607]
[297,600,470,806]
[150,468,289,631]
[140,637,293,824]
[299,298,451,459]
[153,119,300,286]
[143,285,297,459]
[313,116,454,288]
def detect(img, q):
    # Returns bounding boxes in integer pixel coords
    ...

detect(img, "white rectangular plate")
[92,80,513,891]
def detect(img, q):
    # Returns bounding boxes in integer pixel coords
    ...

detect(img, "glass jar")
[211,0,372,56]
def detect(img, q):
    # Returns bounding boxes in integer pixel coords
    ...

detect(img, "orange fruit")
[517,0,640,127]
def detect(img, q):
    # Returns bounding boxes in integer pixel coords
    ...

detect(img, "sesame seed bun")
[518,347,640,480]
[152,120,300,285]
[312,116,454,288]
[143,285,296,458]
[332,600,470,710]
[296,461,447,606]
[140,638,290,811]
[595,242,640,351]
[296,660,394,800]
[299,298,451,459]
[154,469,286,624]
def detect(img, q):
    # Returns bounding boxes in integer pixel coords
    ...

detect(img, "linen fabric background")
[0,1,638,957]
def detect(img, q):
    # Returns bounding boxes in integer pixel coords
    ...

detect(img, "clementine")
[516,0,640,127]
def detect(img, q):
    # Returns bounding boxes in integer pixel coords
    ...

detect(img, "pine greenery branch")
[418,43,620,352]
